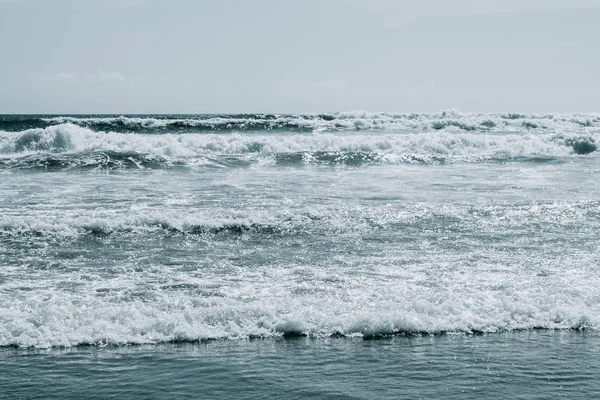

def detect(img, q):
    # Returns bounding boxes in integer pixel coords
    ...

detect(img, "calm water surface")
[2,332,600,399]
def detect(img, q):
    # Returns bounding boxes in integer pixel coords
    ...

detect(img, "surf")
[0,121,597,170]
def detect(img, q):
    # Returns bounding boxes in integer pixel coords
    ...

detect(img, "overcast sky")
[1,0,599,113]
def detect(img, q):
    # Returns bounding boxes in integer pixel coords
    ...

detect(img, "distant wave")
[0,121,597,170]
[1,111,600,134]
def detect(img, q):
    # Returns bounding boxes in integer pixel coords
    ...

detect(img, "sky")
[1,0,599,113]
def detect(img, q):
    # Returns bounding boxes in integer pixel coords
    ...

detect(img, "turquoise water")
[1,113,600,397]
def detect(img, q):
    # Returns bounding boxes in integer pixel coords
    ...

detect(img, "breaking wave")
[1,298,596,348]
[2,199,599,241]
[1,256,598,348]
[2,111,600,134]
[0,119,597,170]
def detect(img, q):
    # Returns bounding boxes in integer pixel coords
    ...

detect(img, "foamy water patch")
[1,200,599,243]
[1,262,598,348]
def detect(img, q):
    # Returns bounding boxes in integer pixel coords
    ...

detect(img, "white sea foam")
[0,259,597,348]
[2,113,600,348]
[39,111,600,133]
[1,201,597,240]
[1,198,599,348]
[0,122,597,168]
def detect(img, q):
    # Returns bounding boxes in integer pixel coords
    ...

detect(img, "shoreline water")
[2,331,599,399]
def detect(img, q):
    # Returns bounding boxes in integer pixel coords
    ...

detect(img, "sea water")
[1,112,599,398]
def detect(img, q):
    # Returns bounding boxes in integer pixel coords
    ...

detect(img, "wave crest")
[0,122,597,169]
[1,289,596,348]
[2,111,600,134]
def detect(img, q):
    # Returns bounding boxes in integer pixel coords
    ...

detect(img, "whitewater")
[1,111,599,350]
[3,111,600,398]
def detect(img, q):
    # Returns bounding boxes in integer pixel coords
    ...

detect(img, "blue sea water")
[1,112,600,398]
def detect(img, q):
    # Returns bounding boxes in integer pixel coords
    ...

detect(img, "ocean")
[1,112,600,398]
